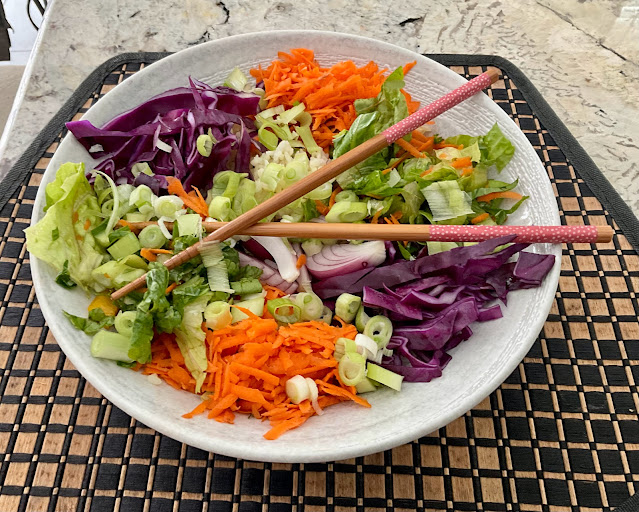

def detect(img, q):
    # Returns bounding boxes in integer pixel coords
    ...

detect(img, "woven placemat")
[1,53,639,512]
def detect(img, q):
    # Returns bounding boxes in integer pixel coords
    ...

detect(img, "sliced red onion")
[305,241,386,279]
[252,236,300,283]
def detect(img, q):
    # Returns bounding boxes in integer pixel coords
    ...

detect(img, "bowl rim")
[30,29,561,462]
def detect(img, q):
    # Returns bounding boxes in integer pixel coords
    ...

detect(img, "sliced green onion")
[129,185,154,208]
[283,161,307,186]
[197,134,215,157]
[209,195,233,221]
[355,305,370,333]
[294,125,321,154]
[124,212,149,223]
[256,105,285,121]
[176,213,202,237]
[258,126,279,150]
[305,182,333,200]
[91,330,133,363]
[363,315,393,348]
[278,103,306,125]
[120,254,148,270]
[319,306,332,324]
[366,363,404,391]
[204,301,233,330]
[213,171,244,199]
[324,201,368,223]
[355,377,379,394]
[116,184,135,202]
[334,337,357,361]
[114,310,137,337]
[335,293,362,323]
[154,195,184,219]
[286,374,310,404]
[131,162,153,178]
[338,351,367,386]
[267,298,301,324]
[230,297,265,323]
[335,190,359,203]
[293,292,323,321]
[223,67,249,91]
[295,111,312,127]
[107,232,140,260]
[354,333,379,360]
[138,225,167,249]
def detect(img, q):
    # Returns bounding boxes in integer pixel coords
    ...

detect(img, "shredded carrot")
[396,138,426,159]
[140,248,157,262]
[476,191,524,203]
[166,177,209,217]
[118,219,137,231]
[251,49,417,149]
[165,282,179,295]
[452,157,472,169]
[140,248,172,262]
[328,186,342,210]
[371,208,384,224]
[471,213,490,224]
[315,200,329,216]
[411,130,430,143]
[139,317,361,440]
[403,61,416,76]
[420,166,434,177]
[72,211,79,224]
[461,167,474,177]
[83,219,91,230]
[296,254,307,269]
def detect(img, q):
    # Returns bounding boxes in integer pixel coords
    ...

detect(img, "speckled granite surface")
[1,0,637,214]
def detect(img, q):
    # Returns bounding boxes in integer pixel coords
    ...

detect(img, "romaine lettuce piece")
[25,163,106,292]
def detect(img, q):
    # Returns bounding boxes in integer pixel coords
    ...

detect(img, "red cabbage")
[66,78,262,192]
[362,287,423,320]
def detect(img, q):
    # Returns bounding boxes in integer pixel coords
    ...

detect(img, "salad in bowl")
[27,34,559,461]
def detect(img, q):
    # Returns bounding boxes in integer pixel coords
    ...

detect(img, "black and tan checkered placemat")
[1,53,639,512]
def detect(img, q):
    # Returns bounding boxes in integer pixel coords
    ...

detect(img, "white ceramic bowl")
[31,30,561,462]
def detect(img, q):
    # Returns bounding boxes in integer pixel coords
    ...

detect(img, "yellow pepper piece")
[88,295,118,317]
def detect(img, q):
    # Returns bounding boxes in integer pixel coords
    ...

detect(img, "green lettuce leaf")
[128,311,154,364]
[63,307,114,336]
[25,162,106,292]
[55,261,77,289]
[473,178,520,199]
[334,67,409,187]
[174,293,212,393]
[480,123,515,171]
[399,181,425,224]
[350,170,403,197]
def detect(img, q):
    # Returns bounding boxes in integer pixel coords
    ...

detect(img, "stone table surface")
[1,0,638,215]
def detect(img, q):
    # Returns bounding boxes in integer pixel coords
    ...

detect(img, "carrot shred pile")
[139,317,367,439]
[166,177,209,217]
[250,48,419,149]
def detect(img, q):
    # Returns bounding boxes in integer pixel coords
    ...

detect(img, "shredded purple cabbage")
[66,78,262,192]
[314,236,556,382]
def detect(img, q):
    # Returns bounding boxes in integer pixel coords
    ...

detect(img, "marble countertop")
[2,0,638,215]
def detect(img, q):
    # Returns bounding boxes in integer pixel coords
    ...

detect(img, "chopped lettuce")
[25,163,106,292]
[334,67,409,187]
[63,307,115,336]
[422,181,474,222]
[481,123,515,171]
[174,292,212,393]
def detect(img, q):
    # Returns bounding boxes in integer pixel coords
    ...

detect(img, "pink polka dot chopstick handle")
[429,225,613,244]
[383,69,501,143]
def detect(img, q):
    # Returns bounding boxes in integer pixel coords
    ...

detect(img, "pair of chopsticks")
[112,69,612,301]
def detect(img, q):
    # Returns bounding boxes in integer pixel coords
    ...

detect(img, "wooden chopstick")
[122,221,614,244]
[111,69,501,300]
